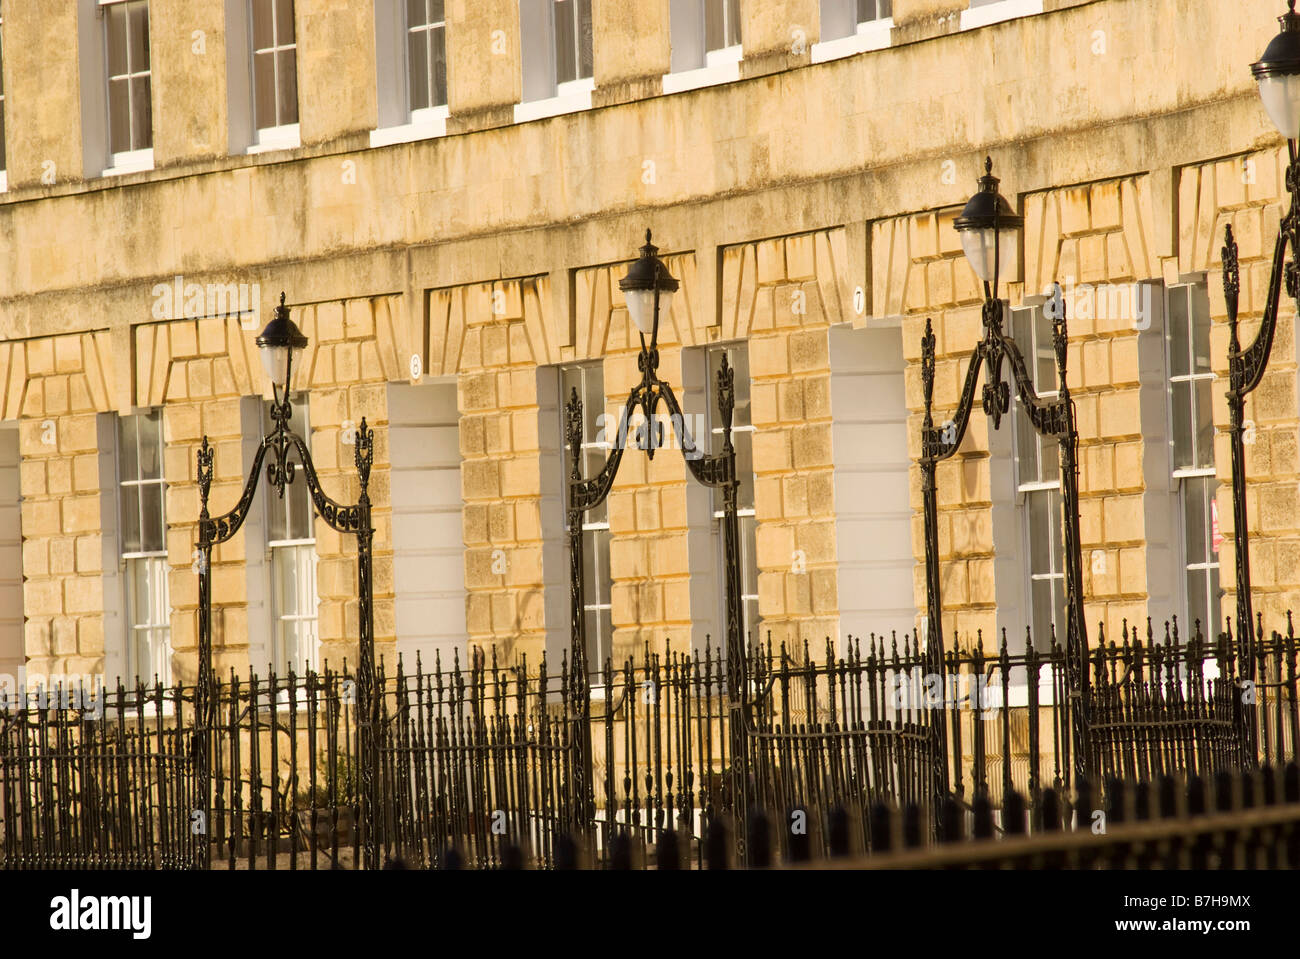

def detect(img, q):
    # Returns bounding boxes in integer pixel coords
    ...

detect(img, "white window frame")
[1166,279,1222,640]
[1010,302,1065,650]
[663,0,744,95]
[246,0,300,153]
[370,0,451,147]
[960,0,1044,32]
[515,0,595,123]
[94,0,155,177]
[117,410,172,687]
[268,541,319,676]
[262,395,320,678]
[811,0,892,64]
[560,362,614,677]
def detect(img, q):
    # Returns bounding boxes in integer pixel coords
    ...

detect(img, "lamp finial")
[984,155,993,176]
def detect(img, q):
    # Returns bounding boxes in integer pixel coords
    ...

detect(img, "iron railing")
[1,618,1296,869]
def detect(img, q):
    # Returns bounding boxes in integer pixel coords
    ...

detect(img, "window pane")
[581,526,600,600]
[726,0,742,46]
[583,367,604,440]
[730,348,751,428]
[705,0,726,52]
[554,0,576,86]
[1040,433,1060,484]
[275,0,295,44]
[118,415,140,482]
[131,75,152,150]
[1015,400,1037,486]
[109,78,131,154]
[1028,490,1051,576]
[708,346,751,428]
[582,448,607,524]
[252,0,275,51]
[1051,576,1067,641]
[1169,287,1189,378]
[1171,380,1192,468]
[1194,378,1214,469]
[1031,578,1056,648]
[254,51,276,129]
[140,482,164,552]
[407,28,430,111]
[1186,566,1208,636]
[130,557,155,627]
[1206,568,1222,639]
[1191,284,1212,374]
[407,0,428,28]
[431,25,447,106]
[120,486,142,554]
[1034,310,1056,387]
[430,0,444,22]
[1183,477,1209,565]
[583,608,609,670]
[277,49,298,124]
[740,514,758,595]
[276,545,302,613]
[288,480,314,540]
[128,1,149,72]
[577,0,593,79]
[107,3,128,76]
[140,409,162,479]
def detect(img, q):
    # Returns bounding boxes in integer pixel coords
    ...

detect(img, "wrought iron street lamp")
[1217,0,1300,758]
[194,293,379,868]
[918,158,1088,796]
[565,231,747,858]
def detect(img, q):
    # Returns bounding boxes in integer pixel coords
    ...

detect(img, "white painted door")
[389,381,468,667]
[829,324,916,643]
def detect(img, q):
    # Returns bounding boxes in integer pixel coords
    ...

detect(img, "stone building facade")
[0,0,1295,686]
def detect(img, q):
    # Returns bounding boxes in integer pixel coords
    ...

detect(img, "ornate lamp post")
[918,159,1088,797]
[1218,0,1300,759]
[565,231,746,859]
[195,294,378,868]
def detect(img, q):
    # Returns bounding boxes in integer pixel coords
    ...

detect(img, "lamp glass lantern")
[619,230,680,338]
[954,158,1024,288]
[256,296,309,397]
[1252,2,1300,140]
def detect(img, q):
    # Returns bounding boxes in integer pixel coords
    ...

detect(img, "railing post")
[717,356,749,866]
[1049,294,1091,786]
[564,388,595,854]
[354,420,380,870]
[195,439,216,870]
[1222,227,1260,765]
[919,319,950,839]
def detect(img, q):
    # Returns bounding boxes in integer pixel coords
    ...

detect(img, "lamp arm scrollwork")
[197,420,372,547]
[1000,335,1070,435]
[199,435,272,547]
[1233,227,1289,396]
[923,343,986,462]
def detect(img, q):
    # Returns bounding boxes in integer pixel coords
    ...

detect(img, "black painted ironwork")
[6,618,1295,869]
[919,160,1088,796]
[1221,150,1300,764]
[195,294,378,869]
[565,230,747,861]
